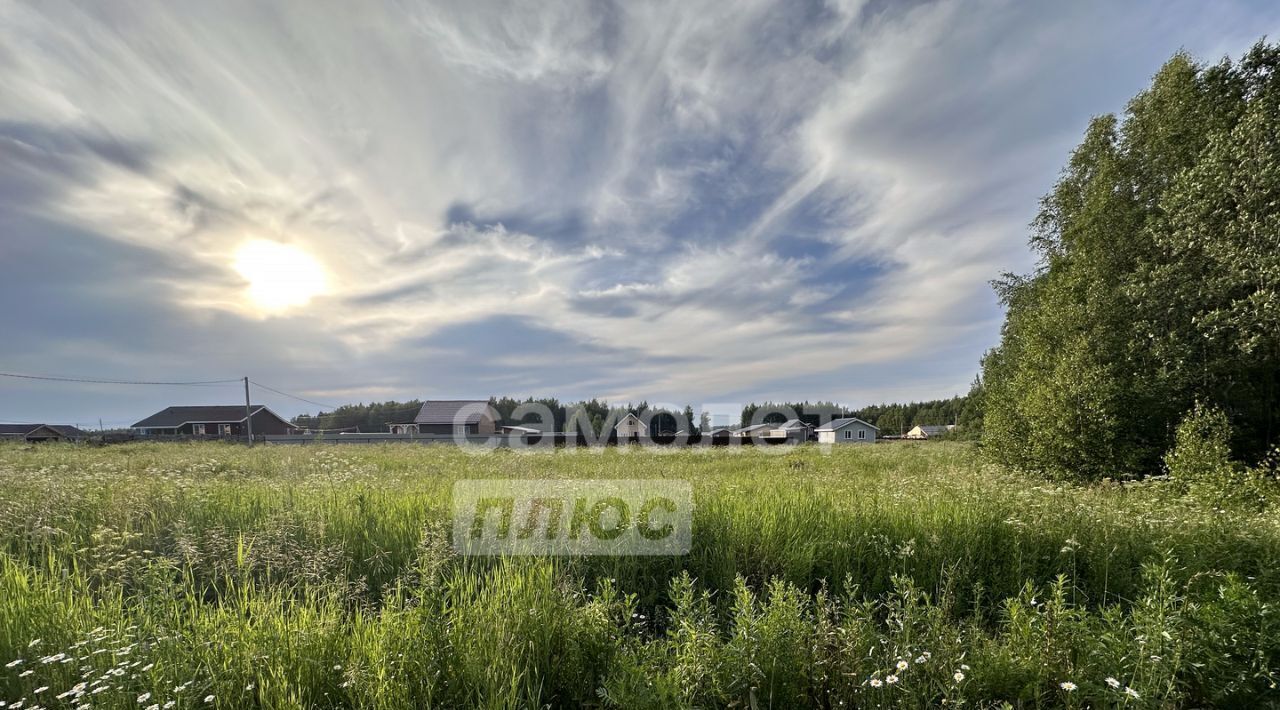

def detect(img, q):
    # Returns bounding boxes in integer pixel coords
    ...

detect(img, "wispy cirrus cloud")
[1,0,1277,425]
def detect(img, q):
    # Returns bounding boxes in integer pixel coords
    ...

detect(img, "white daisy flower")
[1060,681,1077,692]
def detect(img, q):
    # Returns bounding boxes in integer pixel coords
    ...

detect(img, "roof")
[0,423,88,438]
[732,423,774,434]
[911,424,954,436]
[816,417,880,432]
[132,405,271,428]
[774,419,813,430]
[413,400,495,425]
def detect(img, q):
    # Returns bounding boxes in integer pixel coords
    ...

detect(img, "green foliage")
[1166,403,1280,511]
[983,43,1280,480]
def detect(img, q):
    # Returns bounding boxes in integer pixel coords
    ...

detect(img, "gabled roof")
[614,412,648,429]
[413,400,495,425]
[774,419,813,430]
[816,417,879,432]
[732,423,774,434]
[45,424,88,438]
[0,423,88,438]
[132,405,281,429]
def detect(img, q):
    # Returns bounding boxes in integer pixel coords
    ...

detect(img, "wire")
[0,372,241,386]
[249,380,340,410]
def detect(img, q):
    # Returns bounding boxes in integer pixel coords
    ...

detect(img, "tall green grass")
[0,442,1276,708]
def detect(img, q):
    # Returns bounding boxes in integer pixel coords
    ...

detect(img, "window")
[858,429,866,439]
[220,424,232,436]
[844,429,852,439]
[192,423,206,436]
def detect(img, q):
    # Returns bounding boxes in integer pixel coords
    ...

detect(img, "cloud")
[2,0,1278,423]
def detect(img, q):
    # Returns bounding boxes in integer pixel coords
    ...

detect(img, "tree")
[982,43,1280,479]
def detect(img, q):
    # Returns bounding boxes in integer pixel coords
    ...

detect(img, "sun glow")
[233,240,328,311]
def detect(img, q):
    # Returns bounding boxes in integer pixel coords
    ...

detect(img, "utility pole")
[244,376,254,447]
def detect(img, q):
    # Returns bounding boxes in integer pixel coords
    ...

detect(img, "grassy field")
[0,442,1276,709]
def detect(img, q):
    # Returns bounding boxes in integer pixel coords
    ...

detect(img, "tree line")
[290,394,979,437]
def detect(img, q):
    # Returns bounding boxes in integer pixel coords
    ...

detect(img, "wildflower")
[886,675,899,684]
[32,689,46,695]
[244,684,254,692]
[914,655,927,664]
[19,670,34,678]
[1105,677,1120,688]
[1060,681,1077,692]
[1125,687,1140,699]
[140,664,153,672]
[953,671,965,683]
[203,696,214,703]
[145,705,158,710]
[869,678,883,688]
[896,660,909,671]
[333,664,342,671]
[137,693,151,704]
[6,660,22,668]
[27,640,41,648]
[163,702,175,709]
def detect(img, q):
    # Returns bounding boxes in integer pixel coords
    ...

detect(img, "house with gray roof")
[816,417,878,444]
[767,419,815,443]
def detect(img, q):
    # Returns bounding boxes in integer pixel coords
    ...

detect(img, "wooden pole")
[244,376,254,446]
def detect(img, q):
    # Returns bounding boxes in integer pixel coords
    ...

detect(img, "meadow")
[0,442,1276,709]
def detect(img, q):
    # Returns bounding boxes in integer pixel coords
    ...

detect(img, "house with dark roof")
[389,400,498,436]
[816,417,878,444]
[131,405,296,437]
[0,423,88,442]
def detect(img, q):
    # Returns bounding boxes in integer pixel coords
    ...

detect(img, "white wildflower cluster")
[2,627,206,710]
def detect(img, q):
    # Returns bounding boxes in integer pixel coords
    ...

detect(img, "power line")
[249,380,340,410]
[0,372,241,386]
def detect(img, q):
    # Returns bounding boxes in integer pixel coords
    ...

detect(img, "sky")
[2,0,1278,427]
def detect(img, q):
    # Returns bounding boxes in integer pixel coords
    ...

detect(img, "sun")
[233,240,328,311]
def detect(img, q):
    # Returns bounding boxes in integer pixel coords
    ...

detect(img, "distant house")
[768,419,814,443]
[904,424,955,440]
[816,417,878,444]
[614,413,648,438]
[701,427,734,443]
[501,425,543,436]
[0,423,88,443]
[730,423,774,439]
[387,423,418,434]
[401,400,499,436]
[131,405,296,437]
